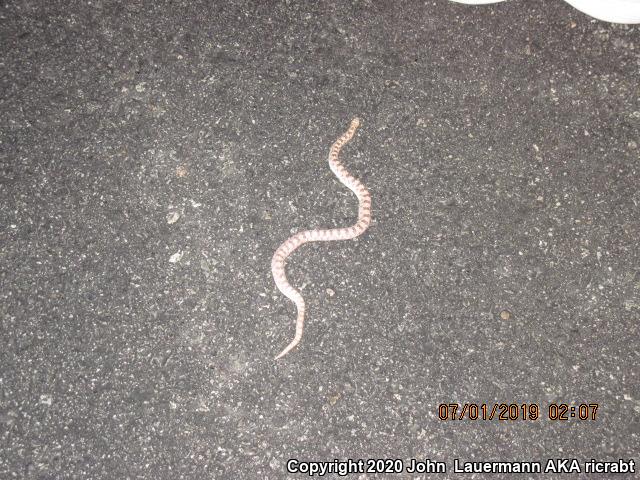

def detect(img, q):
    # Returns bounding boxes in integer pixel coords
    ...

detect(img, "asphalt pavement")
[1,0,639,478]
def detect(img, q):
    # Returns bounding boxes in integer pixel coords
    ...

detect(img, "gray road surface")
[1,1,639,478]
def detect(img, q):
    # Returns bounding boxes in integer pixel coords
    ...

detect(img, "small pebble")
[169,251,183,263]
[167,211,181,224]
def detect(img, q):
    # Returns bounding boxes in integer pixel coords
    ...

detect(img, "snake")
[271,118,372,359]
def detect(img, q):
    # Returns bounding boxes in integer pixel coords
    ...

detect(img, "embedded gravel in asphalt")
[1,1,639,478]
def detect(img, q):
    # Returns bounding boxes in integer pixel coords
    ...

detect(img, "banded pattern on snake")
[271,118,371,359]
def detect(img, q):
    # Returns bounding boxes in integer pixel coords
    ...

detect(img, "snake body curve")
[271,118,371,359]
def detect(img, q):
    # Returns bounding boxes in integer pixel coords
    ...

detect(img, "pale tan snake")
[272,118,371,359]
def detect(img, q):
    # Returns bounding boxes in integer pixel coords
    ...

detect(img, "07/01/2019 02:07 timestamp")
[438,403,599,421]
